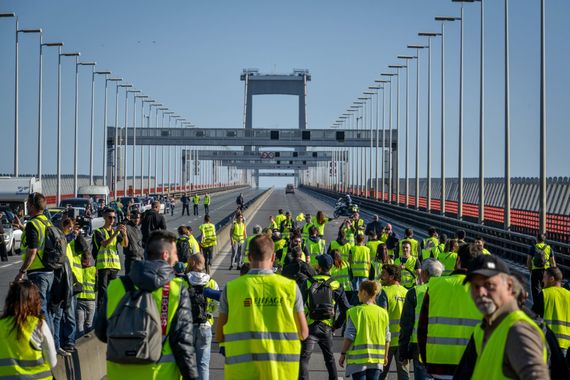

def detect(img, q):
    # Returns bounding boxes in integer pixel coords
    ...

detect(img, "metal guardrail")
[303,186,569,277]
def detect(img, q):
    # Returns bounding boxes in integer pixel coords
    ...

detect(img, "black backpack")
[187,283,208,324]
[532,245,547,267]
[176,239,191,264]
[307,277,335,321]
[36,218,67,270]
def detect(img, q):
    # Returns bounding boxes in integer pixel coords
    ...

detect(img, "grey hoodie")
[95,259,198,379]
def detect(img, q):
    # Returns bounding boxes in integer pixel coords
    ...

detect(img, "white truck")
[0,177,43,254]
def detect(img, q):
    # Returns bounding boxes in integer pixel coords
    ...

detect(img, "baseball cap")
[316,254,333,270]
[464,255,511,284]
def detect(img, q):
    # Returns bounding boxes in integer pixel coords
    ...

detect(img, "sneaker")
[57,348,71,357]
[62,345,77,353]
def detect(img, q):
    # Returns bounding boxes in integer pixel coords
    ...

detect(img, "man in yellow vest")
[532,266,570,358]
[527,233,557,303]
[14,193,54,327]
[95,230,198,379]
[398,259,444,380]
[420,227,439,262]
[243,225,262,265]
[193,193,200,216]
[377,264,410,380]
[398,228,419,258]
[456,255,549,378]
[417,243,481,378]
[395,241,421,289]
[93,208,128,311]
[274,209,286,228]
[350,234,371,290]
[203,193,211,215]
[215,235,309,379]
[199,215,217,274]
[229,214,246,270]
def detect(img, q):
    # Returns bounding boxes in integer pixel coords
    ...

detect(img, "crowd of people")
[2,191,568,380]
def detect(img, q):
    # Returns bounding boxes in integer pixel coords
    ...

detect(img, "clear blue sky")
[0,0,568,189]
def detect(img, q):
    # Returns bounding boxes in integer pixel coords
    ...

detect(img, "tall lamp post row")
[329,0,548,235]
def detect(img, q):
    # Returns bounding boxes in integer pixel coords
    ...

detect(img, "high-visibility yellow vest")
[482,248,491,255]
[542,286,570,349]
[274,214,286,228]
[472,310,547,380]
[243,235,257,264]
[274,238,287,259]
[379,232,394,258]
[21,214,50,271]
[280,220,294,240]
[79,266,97,300]
[310,217,330,237]
[353,219,365,235]
[426,274,481,366]
[371,260,383,281]
[68,240,84,285]
[305,275,340,326]
[342,226,355,245]
[106,276,184,379]
[231,222,246,243]
[431,244,445,260]
[330,262,352,291]
[203,195,210,205]
[399,238,419,258]
[346,304,389,365]
[383,284,408,347]
[0,316,52,379]
[366,240,381,257]
[301,223,312,244]
[421,237,439,261]
[329,240,352,263]
[394,256,418,289]
[199,223,217,248]
[95,227,121,270]
[223,273,301,379]
[350,245,371,278]
[531,242,552,270]
[411,283,428,343]
[205,278,218,326]
[187,235,201,254]
[278,247,306,266]
[306,238,325,264]
[192,195,200,205]
[439,252,458,276]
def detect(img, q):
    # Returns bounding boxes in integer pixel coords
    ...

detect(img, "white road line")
[0,260,22,269]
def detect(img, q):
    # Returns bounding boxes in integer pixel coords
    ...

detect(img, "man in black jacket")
[124,210,144,273]
[95,230,198,379]
[141,201,167,245]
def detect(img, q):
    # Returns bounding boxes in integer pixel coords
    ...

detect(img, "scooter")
[333,201,359,218]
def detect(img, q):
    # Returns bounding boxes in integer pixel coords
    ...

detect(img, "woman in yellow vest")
[0,280,57,379]
[369,243,393,282]
[330,249,354,303]
[439,239,459,276]
[339,280,390,379]
[229,214,247,270]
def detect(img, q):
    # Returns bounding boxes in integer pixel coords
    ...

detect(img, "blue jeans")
[193,324,212,380]
[52,296,77,349]
[352,277,367,291]
[352,368,381,380]
[27,271,54,332]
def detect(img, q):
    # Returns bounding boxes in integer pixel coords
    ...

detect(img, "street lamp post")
[90,70,111,185]
[124,89,140,196]
[381,73,395,202]
[375,80,388,201]
[388,65,406,205]
[102,78,122,187]
[148,103,162,193]
[37,41,63,182]
[435,16,460,215]
[408,45,427,210]
[364,91,377,198]
[539,0,546,235]
[140,99,154,195]
[114,84,131,198]
[57,52,80,205]
[132,94,148,195]
[398,56,416,208]
[504,0,511,231]
[74,61,96,196]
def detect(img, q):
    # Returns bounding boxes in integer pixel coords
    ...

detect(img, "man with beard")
[456,255,549,379]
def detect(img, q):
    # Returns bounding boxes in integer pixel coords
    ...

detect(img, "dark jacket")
[398,286,418,360]
[282,259,317,301]
[141,210,167,244]
[124,221,144,261]
[95,260,198,379]
[365,221,383,237]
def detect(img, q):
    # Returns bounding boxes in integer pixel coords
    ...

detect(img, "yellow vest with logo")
[79,266,97,300]
[395,256,418,289]
[331,262,352,291]
[383,284,408,347]
[22,214,50,271]
[231,222,246,243]
[542,286,570,349]
[95,227,121,270]
[472,310,547,380]
[223,273,301,380]
[411,283,428,343]
[199,223,217,248]
[305,274,340,326]
[329,240,352,263]
[106,276,184,379]
[426,274,481,366]
[421,237,439,261]
[531,242,552,270]
[399,238,419,258]
[439,252,458,276]
[346,304,389,365]
[351,245,371,278]
[0,316,52,379]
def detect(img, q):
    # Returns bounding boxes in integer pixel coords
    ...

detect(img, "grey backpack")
[106,276,164,364]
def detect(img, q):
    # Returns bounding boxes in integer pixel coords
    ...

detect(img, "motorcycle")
[333,201,359,218]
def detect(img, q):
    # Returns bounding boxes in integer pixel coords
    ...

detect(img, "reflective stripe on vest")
[22,215,49,271]
[350,245,370,278]
[199,223,217,247]
[472,310,547,380]
[531,243,552,270]
[426,274,481,366]
[0,316,52,380]
[232,222,246,243]
[395,256,418,289]
[346,304,389,365]
[329,240,352,263]
[95,228,121,270]
[223,274,301,379]
[543,286,570,349]
[79,266,97,300]
[331,262,352,291]
[106,277,183,379]
[383,284,408,347]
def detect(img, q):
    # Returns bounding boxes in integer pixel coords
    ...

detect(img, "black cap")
[464,255,511,284]
[316,254,333,270]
